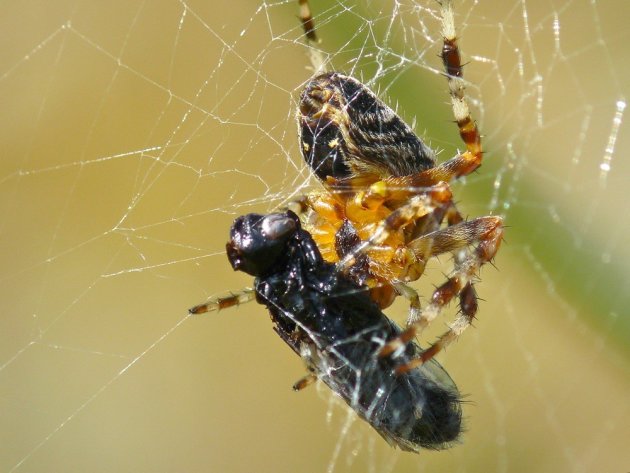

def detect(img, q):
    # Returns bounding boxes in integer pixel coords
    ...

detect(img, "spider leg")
[395,283,478,375]
[281,194,309,216]
[404,0,503,358]
[393,282,422,325]
[403,215,500,326]
[440,0,482,177]
[336,182,453,270]
[408,216,502,258]
[298,0,327,73]
[189,288,255,314]
[403,201,484,329]
[390,203,453,326]
[379,216,503,364]
[385,0,494,334]
[379,0,481,191]
[445,203,482,331]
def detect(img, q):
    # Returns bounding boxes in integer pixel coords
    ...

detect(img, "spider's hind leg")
[402,0,482,188]
[379,215,503,366]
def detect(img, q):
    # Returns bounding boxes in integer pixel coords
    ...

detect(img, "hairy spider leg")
[392,218,503,374]
[402,202,483,326]
[331,181,466,325]
[379,216,503,361]
[298,0,326,73]
[393,213,502,327]
[378,0,482,191]
[377,0,504,367]
[336,182,453,269]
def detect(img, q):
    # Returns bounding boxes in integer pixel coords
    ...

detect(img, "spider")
[293,0,504,372]
[191,0,503,374]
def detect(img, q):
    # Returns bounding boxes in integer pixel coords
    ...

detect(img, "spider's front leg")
[398,202,485,327]
[379,214,504,370]
[384,0,481,191]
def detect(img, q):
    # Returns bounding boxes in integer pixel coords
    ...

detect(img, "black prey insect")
[191,211,462,451]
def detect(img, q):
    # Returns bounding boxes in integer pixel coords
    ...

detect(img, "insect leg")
[292,373,317,391]
[188,288,255,314]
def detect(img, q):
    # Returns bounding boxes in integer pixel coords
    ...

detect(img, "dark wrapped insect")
[222,210,462,452]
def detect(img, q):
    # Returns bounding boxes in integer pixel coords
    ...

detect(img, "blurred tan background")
[1,1,629,472]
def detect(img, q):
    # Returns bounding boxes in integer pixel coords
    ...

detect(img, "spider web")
[1,0,629,472]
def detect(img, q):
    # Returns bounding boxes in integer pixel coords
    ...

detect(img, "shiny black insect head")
[298,72,437,181]
[226,212,300,277]
[226,210,462,451]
